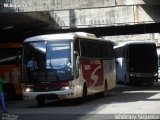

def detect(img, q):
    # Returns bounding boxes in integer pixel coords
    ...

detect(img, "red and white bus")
[22,32,116,106]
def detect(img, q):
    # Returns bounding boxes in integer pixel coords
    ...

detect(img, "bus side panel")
[0,64,22,95]
[116,58,128,82]
[80,59,103,94]
[103,60,116,90]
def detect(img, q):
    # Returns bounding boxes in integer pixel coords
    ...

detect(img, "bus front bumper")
[23,89,75,101]
[129,73,158,83]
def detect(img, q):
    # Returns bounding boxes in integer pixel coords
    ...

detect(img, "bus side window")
[80,40,85,57]
[94,41,99,58]
[159,55,160,66]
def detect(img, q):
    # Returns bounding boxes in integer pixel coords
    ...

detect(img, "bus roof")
[24,32,98,43]
[114,41,156,48]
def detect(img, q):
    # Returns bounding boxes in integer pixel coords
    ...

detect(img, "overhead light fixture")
[3,26,14,30]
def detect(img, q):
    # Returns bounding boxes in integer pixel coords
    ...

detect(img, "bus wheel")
[3,83,16,101]
[37,98,45,107]
[96,81,108,98]
[123,75,128,85]
[80,84,87,103]
[103,81,108,97]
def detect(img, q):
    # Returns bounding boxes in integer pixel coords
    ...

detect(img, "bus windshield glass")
[128,44,157,72]
[23,40,73,83]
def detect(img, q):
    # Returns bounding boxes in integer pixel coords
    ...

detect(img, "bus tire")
[103,80,108,97]
[37,98,45,107]
[3,83,16,101]
[96,80,108,98]
[80,84,87,103]
[123,75,128,85]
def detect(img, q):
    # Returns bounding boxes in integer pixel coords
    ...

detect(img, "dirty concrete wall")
[50,0,160,28]
[0,0,160,29]
[51,0,115,10]
[50,6,134,28]
[0,0,115,12]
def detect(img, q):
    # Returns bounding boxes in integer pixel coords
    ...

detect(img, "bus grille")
[33,86,61,92]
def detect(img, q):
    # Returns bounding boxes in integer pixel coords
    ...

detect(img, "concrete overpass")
[0,0,160,44]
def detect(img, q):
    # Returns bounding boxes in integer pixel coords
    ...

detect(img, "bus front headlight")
[153,73,158,76]
[61,86,74,90]
[130,73,135,77]
[61,86,70,90]
[24,85,33,92]
[25,88,33,92]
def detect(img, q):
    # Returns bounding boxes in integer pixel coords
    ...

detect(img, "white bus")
[157,47,160,78]
[22,32,116,106]
[114,41,158,85]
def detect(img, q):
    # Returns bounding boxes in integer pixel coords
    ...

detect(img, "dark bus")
[114,41,158,85]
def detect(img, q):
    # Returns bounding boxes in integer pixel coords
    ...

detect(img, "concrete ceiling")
[0,12,50,43]
[0,11,160,43]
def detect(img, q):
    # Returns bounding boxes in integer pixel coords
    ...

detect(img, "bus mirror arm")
[74,51,79,57]
[74,51,80,76]
[16,51,21,66]
[74,51,80,63]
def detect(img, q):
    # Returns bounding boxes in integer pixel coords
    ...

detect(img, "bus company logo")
[81,60,103,86]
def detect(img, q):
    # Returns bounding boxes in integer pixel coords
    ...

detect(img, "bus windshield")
[23,40,73,83]
[128,44,157,72]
